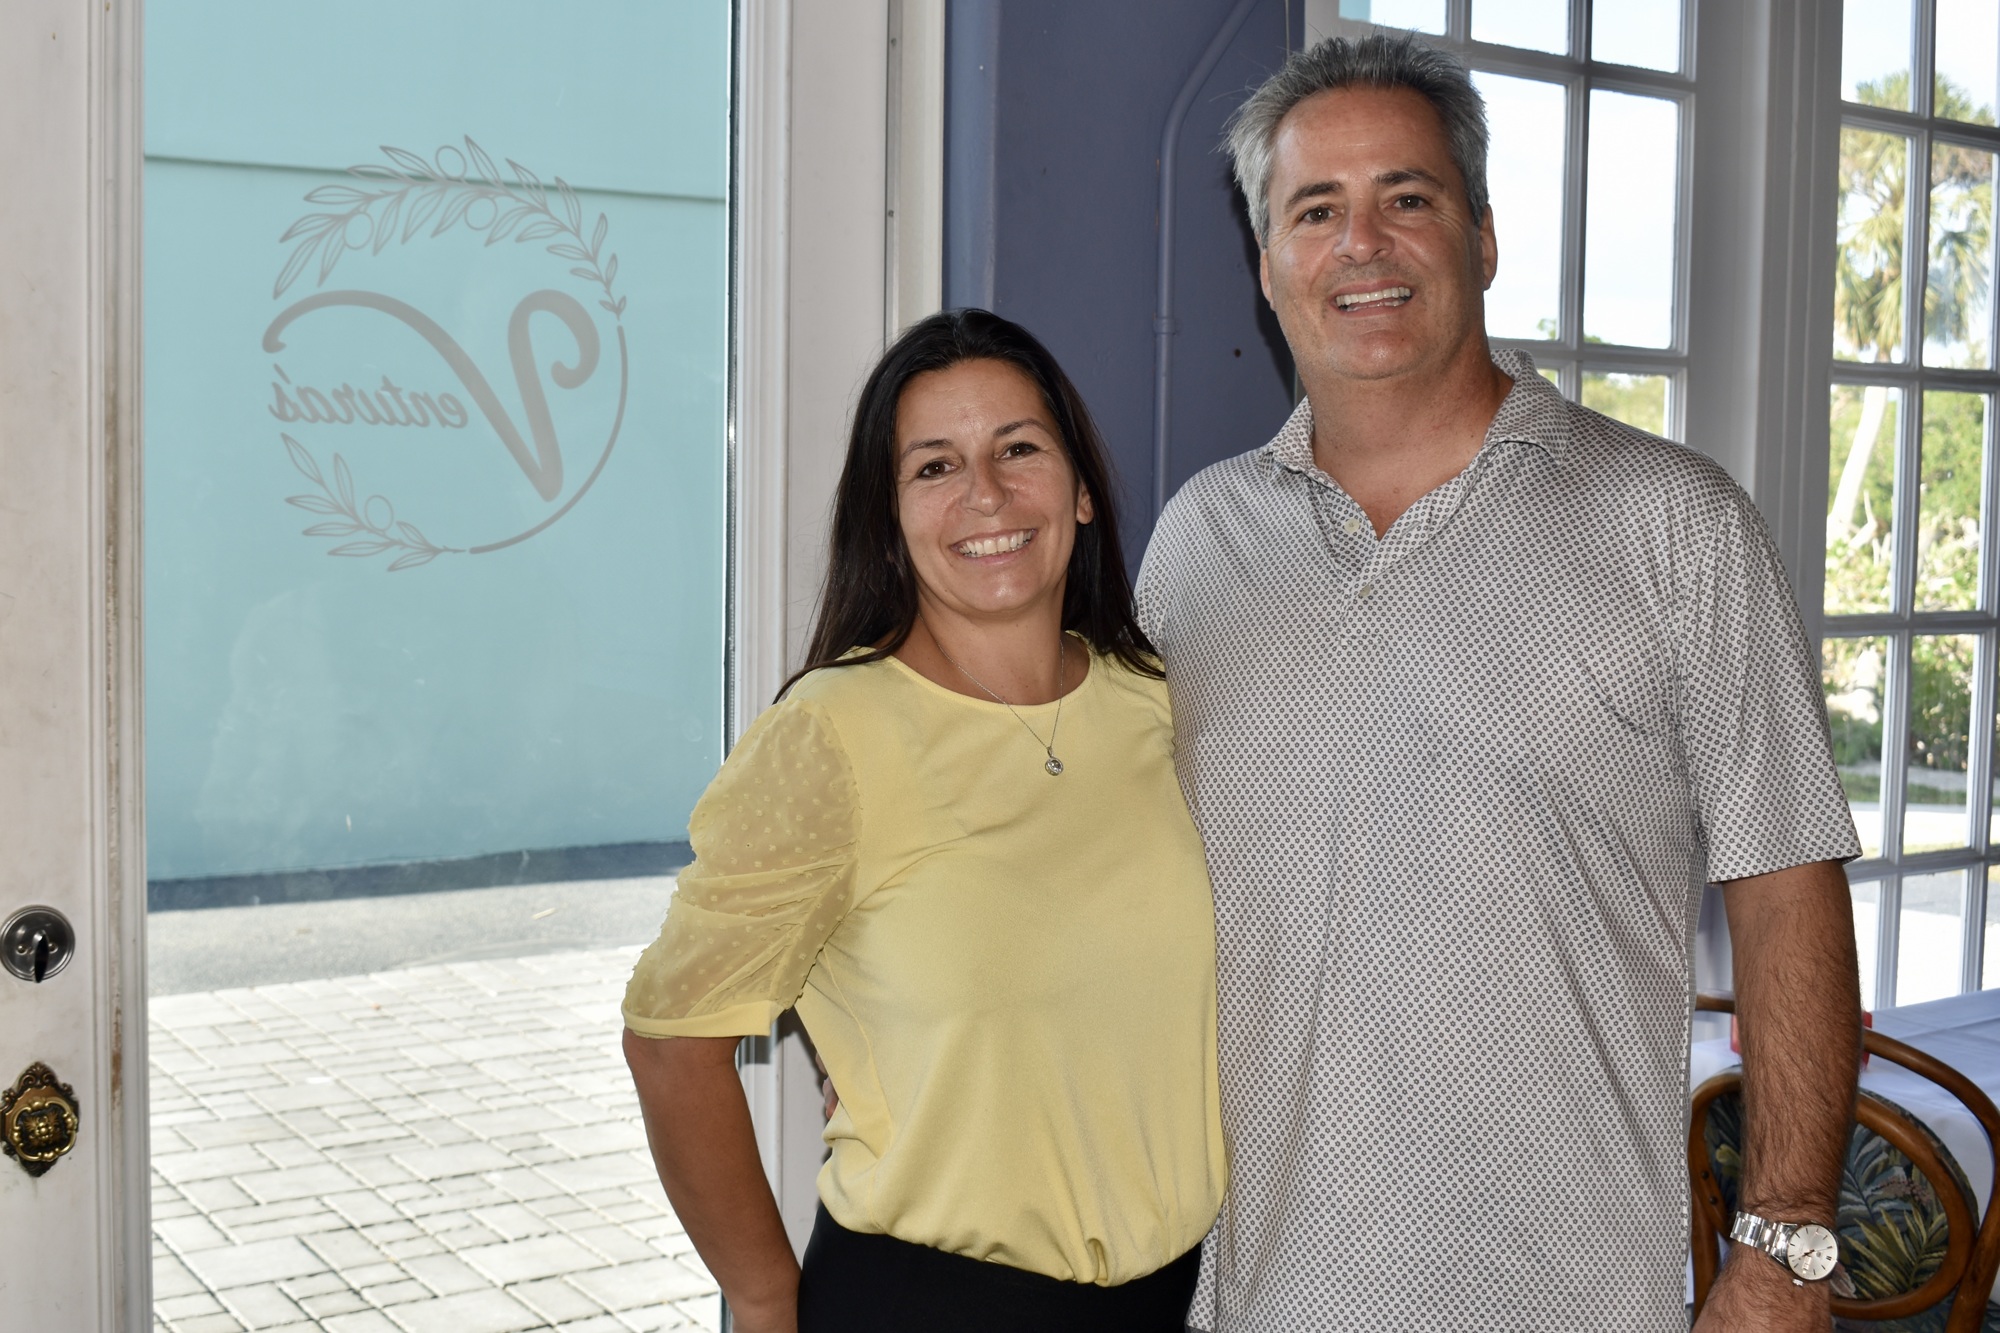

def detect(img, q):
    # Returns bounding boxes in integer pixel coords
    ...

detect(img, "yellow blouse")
[623,645,1225,1285]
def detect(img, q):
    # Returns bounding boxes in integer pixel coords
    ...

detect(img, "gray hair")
[1225,31,1489,246]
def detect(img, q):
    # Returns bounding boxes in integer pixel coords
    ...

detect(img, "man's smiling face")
[1259,85,1497,390]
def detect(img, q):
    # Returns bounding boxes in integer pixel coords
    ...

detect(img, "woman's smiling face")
[893,358,1094,627]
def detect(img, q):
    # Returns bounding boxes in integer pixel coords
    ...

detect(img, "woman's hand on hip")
[726,1294,801,1333]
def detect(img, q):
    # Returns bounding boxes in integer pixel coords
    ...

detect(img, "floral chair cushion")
[1703,1085,2000,1332]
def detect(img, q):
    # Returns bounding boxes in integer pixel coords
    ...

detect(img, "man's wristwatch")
[1729,1211,1840,1283]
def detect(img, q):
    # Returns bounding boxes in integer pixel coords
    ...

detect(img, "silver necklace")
[934,634,1068,776]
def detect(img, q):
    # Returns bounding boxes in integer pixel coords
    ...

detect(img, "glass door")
[141,4,731,1329]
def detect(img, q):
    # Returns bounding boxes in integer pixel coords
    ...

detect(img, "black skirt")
[795,1204,1201,1333]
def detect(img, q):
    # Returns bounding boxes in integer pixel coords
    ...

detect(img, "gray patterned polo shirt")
[1137,349,1859,1332]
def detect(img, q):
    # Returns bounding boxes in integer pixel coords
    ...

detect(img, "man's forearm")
[1724,858,1859,1220]
[1696,858,1858,1330]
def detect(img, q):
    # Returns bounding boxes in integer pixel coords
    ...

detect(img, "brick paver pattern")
[149,946,721,1333]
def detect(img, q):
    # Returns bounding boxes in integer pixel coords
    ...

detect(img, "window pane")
[142,0,730,1316]
[1915,392,1985,611]
[1590,0,1682,72]
[1471,0,1568,54]
[1990,648,2000,843]
[1583,91,1678,348]
[1825,636,1890,859]
[1844,0,1914,109]
[1836,128,1910,362]
[1986,869,2000,988]
[1854,877,1881,1010]
[1936,0,2000,126]
[1475,72,1565,340]
[1338,0,1446,31]
[1580,371,1668,435]
[1899,870,1968,1005]
[1924,143,1995,368]
[1905,635,1978,852]
[1826,384,1901,614]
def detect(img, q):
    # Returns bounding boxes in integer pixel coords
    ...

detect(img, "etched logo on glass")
[262,137,629,569]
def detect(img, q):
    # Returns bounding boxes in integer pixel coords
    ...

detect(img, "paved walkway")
[148,946,721,1333]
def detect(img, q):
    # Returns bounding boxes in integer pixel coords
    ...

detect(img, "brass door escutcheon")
[3,1062,79,1177]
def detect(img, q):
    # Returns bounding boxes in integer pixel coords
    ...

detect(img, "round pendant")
[1045,756,1064,776]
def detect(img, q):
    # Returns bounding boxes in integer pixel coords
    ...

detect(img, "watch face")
[1787,1223,1840,1281]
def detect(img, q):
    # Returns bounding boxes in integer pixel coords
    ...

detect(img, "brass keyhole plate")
[2,1063,79,1177]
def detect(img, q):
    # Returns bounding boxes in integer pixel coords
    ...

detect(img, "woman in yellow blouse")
[622,309,1224,1333]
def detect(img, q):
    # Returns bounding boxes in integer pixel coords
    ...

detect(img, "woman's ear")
[1076,485,1096,526]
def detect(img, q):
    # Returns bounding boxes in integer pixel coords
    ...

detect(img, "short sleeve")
[622,698,859,1038]
[1677,488,1861,881]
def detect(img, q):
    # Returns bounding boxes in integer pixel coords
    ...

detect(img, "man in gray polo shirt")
[1138,33,1861,1333]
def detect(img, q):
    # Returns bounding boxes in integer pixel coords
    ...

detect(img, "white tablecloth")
[1691,989,2000,1300]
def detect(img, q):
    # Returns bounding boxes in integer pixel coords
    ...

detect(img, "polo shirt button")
[1342,518,1362,536]
[1358,583,1373,599]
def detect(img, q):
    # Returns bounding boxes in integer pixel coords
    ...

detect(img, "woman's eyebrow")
[901,418,1052,458]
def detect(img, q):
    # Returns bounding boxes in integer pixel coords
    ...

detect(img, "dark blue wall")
[946,0,1303,570]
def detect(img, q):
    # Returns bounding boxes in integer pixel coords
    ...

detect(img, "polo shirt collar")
[1485,347,1570,459]
[1261,346,1571,477]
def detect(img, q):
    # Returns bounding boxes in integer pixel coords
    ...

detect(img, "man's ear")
[1260,246,1274,306]
[1479,206,1498,290]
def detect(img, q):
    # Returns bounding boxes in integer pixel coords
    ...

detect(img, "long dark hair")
[784,308,1159,697]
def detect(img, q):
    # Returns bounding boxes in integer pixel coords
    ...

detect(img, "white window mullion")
[1976,388,2000,848]
[1669,87,1696,440]
[1881,866,1905,1008]
[1988,147,2000,388]
[1971,628,1998,856]
[1966,822,1988,989]
[1906,120,1934,400]
[1446,0,1471,46]
[1563,69,1590,351]
[1914,0,1938,122]
[1880,632,1912,1007]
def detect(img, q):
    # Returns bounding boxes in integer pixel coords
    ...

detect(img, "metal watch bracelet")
[1730,1211,1841,1283]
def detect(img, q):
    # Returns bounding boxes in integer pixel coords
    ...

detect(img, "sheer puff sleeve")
[622,698,859,1039]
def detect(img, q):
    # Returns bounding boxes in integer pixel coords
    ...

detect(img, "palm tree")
[1829,72,1993,543]
[1823,74,1994,825]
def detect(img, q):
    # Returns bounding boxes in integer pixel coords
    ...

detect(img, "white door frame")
[733,0,945,1256]
[0,0,147,1326]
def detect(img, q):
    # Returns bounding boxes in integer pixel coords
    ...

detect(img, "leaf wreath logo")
[267,136,630,571]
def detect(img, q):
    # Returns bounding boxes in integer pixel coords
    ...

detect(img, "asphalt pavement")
[148,877,676,995]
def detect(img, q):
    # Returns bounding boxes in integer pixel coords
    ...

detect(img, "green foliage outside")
[1580,372,1667,436]
[1826,385,1897,616]
[1823,72,1992,798]
[1528,320,1670,437]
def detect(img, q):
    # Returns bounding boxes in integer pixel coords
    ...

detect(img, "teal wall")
[143,2,730,881]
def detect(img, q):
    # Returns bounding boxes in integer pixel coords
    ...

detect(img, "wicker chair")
[1689,993,2000,1330]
